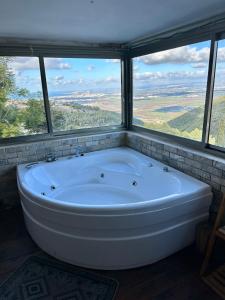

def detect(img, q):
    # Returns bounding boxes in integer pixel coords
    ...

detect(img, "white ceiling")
[0,0,225,44]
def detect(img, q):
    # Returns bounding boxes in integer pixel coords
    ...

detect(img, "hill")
[168,97,225,146]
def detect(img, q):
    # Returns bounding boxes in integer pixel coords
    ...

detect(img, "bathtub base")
[22,205,207,270]
[17,147,212,270]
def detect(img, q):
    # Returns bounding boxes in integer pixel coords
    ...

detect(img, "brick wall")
[126,132,225,220]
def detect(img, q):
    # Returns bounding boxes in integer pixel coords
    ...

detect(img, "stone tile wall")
[0,131,125,211]
[126,132,225,220]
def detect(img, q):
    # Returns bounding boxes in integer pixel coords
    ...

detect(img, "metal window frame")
[121,55,133,129]
[201,35,218,146]
[205,33,225,153]
[39,56,53,134]
[2,15,225,158]
[0,47,127,145]
[130,27,225,159]
[130,37,213,149]
[42,56,124,135]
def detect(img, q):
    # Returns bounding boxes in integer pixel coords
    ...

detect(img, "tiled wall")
[126,132,225,221]
[0,131,125,211]
[1,130,225,217]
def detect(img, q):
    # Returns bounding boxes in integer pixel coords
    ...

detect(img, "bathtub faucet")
[46,153,57,162]
[75,146,84,157]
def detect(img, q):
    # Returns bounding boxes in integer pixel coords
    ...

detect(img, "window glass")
[133,41,210,141]
[44,58,122,131]
[209,39,225,147]
[0,57,47,138]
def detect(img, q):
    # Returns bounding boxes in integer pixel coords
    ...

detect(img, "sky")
[133,40,225,90]
[6,39,225,96]
[8,57,121,95]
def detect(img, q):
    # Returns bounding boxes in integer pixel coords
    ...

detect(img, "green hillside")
[168,96,225,146]
[168,106,204,132]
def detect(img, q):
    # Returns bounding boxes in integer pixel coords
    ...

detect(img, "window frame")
[0,49,126,145]
[2,23,225,159]
[130,31,225,157]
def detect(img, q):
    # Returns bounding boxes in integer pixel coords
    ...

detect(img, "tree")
[0,58,47,137]
[0,57,22,137]
[0,57,15,108]
[22,98,47,133]
[216,118,225,147]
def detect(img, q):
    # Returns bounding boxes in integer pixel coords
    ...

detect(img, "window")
[133,41,210,141]
[0,57,47,138]
[209,39,225,147]
[44,58,122,132]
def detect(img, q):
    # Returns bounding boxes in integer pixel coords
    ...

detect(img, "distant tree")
[0,57,15,108]
[0,57,22,137]
[22,98,47,133]
[17,88,29,98]
[216,118,225,147]
[0,123,21,138]
[0,57,48,137]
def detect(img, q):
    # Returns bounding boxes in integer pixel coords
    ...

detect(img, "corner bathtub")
[17,147,212,270]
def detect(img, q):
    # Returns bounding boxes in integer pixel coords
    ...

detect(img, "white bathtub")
[17,147,212,270]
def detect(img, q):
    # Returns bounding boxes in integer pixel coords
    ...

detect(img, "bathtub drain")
[132,180,137,186]
[100,173,104,178]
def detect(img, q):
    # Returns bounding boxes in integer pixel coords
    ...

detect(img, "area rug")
[0,255,118,300]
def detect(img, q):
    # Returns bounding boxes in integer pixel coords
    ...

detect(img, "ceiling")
[0,0,225,44]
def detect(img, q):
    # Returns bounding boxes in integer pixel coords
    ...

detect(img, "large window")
[133,41,210,141]
[209,39,225,148]
[44,58,122,132]
[1,36,225,156]
[0,57,47,138]
[0,56,122,140]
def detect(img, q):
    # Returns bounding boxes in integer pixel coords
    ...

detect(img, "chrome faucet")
[163,166,169,172]
[46,153,56,162]
[75,146,84,157]
[26,162,40,169]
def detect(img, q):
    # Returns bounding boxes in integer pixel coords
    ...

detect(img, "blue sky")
[8,57,121,94]
[133,40,225,90]
[7,39,225,96]
[133,41,211,88]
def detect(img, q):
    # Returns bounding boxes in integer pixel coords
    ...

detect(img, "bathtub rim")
[17,146,213,214]
[18,179,212,216]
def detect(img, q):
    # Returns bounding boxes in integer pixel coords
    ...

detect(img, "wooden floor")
[0,207,222,300]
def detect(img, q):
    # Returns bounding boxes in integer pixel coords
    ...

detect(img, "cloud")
[105,59,120,63]
[217,47,225,62]
[8,57,39,72]
[134,72,163,80]
[87,65,95,71]
[105,76,119,83]
[134,70,208,81]
[50,75,86,87]
[191,63,208,68]
[138,45,211,65]
[95,76,120,85]
[53,75,64,85]
[44,58,72,70]
[8,57,72,73]
[15,73,42,89]
[49,73,120,88]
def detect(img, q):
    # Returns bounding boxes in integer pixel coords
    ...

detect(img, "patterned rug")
[0,255,118,300]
